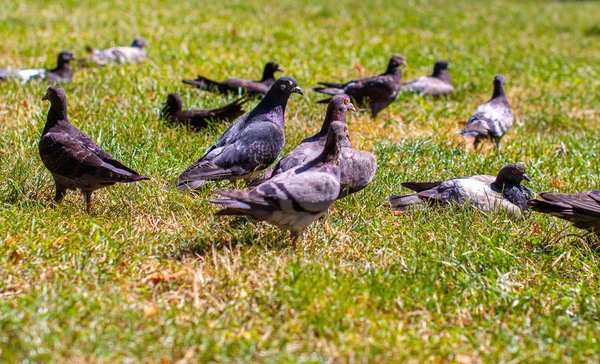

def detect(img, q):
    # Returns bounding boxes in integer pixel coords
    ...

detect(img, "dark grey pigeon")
[0,51,75,83]
[529,190,600,234]
[39,86,149,212]
[210,121,348,247]
[161,93,247,131]
[182,62,283,96]
[173,76,303,191]
[313,54,407,118]
[458,75,513,149]
[403,60,454,96]
[388,163,533,217]
[86,37,147,65]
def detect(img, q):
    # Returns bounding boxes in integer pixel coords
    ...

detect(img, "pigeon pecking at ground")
[183,62,283,96]
[403,60,454,96]
[458,75,513,150]
[38,86,149,213]
[388,163,533,217]
[161,93,248,131]
[86,37,147,65]
[210,121,348,247]
[528,190,600,234]
[313,54,407,118]
[172,76,303,191]
[0,51,75,83]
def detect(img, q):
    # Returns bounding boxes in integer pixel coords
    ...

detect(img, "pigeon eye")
[344,98,349,105]
[288,81,292,86]
[511,169,518,175]
[344,126,348,132]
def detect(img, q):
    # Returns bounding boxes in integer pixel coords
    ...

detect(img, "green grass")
[1,0,600,362]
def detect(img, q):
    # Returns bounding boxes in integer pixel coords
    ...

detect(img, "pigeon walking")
[403,60,454,96]
[313,54,407,118]
[161,93,247,130]
[86,37,147,65]
[39,86,149,212]
[210,121,348,246]
[183,62,283,96]
[458,75,513,149]
[173,76,303,191]
[0,51,75,83]
[388,163,533,217]
[528,190,600,234]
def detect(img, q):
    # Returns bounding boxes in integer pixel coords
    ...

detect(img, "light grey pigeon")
[173,76,303,191]
[0,51,75,83]
[388,163,533,217]
[529,190,600,234]
[210,121,348,246]
[458,75,513,149]
[86,37,147,65]
[403,60,454,96]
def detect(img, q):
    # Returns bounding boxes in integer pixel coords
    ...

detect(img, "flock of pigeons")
[3,37,600,244]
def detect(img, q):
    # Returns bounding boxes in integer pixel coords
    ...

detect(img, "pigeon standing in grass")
[403,60,454,96]
[0,51,75,83]
[210,121,348,247]
[388,163,533,217]
[459,75,513,149]
[528,190,600,234]
[173,76,303,191]
[161,93,247,131]
[183,62,283,96]
[39,86,149,212]
[313,54,407,118]
[86,37,147,65]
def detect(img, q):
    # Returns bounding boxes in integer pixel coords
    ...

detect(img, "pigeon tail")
[182,76,222,90]
[313,86,345,96]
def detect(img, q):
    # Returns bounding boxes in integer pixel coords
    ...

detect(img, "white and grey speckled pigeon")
[0,51,75,83]
[87,37,147,65]
[210,121,348,246]
[403,60,454,96]
[388,163,533,217]
[529,190,600,234]
[459,75,513,149]
[173,76,303,191]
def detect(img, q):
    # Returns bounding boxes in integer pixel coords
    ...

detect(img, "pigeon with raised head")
[161,93,247,130]
[173,76,303,191]
[86,37,147,65]
[210,121,348,246]
[183,62,283,96]
[0,51,75,83]
[39,86,149,212]
[529,190,600,234]
[403,60,454,96]
[388,163,533,217]
[313,54,407,118]
[459,75,513,149]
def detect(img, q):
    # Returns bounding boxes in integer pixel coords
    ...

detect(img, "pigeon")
[403,60,454,96]
[161,93,248,131]
[182,62,283,96]
[210,121,348,246]
[173,76,303,191]
[86,37,147,65]
[0,51,75,83]
[313,54,407,118]
[388,163,533,217]
[528,190,600,234]
[458,75,513,149]
[39,86,149,212]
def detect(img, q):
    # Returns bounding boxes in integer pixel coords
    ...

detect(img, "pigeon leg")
[473,138,482,150]
[83,190,94,213]
[494,138,501,151]
[289,231,300,249]
[54,183,67,203]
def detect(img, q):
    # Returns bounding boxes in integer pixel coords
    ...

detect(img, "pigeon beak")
[402,60,408,67]
[293,86,304,95]
[42,92,49,101]
[276,66,284,72]
[523,174,531,182]
[348,103,356,112]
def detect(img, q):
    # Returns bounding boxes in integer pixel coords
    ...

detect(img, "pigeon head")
[263,62,284,80]
[131,37,147,48]
[42,85,67,104]
[42,86,69,127]
[57,51,76,65]
[163,93,183,117]
[272,76,303,96]
[496,163,530,187]
[492,74,507,99]
[433,60,449,75]
[319,94,355,136]
[386,54,408,72]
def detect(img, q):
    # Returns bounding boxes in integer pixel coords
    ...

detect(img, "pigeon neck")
[493,178,517,192]
[385,64,400,76]
[316,108,346,138]
[52,61,72,77]
[319,133,343,165]
[433,69,451,84]
[162,102,181,118]
[261,69,276,82]
[252,91,289,125]
[44,101,69,134]
[492,82,506,99]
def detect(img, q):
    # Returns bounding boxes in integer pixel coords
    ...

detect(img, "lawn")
[1,0,600,362]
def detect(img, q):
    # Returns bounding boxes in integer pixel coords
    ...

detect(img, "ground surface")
[1,0,600,362]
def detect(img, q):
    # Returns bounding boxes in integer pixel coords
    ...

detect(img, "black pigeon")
[210,121,348,246]
[313,54,407,118]
[0,51,75,83]
[403,60,454,96]
[182,62,283,96]
[529,191,600,234]
[388,163,533,217]
[173,76,303,191]
[458,75,513,149]
[39,86,149,212]
[161,93,247,130]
